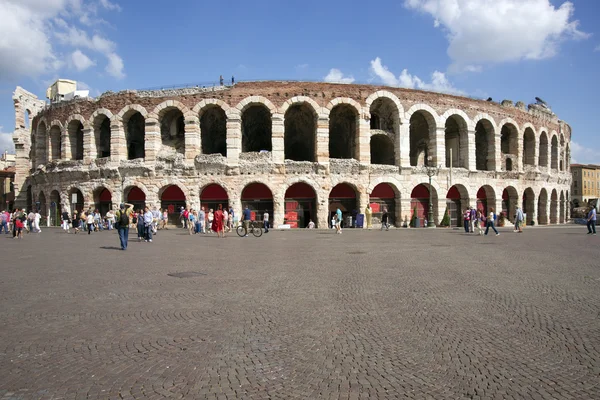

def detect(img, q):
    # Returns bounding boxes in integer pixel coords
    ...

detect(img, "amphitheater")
[11,81,572,228]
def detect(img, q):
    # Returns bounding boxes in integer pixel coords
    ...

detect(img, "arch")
[559,190,565,223]
[502,186,518,223]
[410,183,439,227]
[474,117,495,171]
[559,134,566,172]
[38,191,47,219]
[241,182,274,223]
[409,108,437,167]
[49,190,62,226]
[538,188,548,225]
[370,134,395,165]
[91,111,112,158]
[241,103,272,152]
[284,101,317,161]
[280,96,321,116]
[158,106,185,156]
[325,97,362,114]
[370,182,400,227]
[539,131,549,168]
[35,121,47,166]
[117,104,149,119]
[446,184,471,227]
[151,100,191,119]
[522,187,535,225]
[160,184,187,224]
[550,189,558,224]
[476,185,497,215]
[93,186,113,216]
[235,96,277,114]
[66,118,84,161]
[551,134,559,170]
[285,182,318,228]
[500,121,518,171]
[523,126,536,167]
[200,183,230,214]
[124,186,147,211]
[47,125,61,161]
[365,91,404,115]
[443,113,468,168]
[329,103,359,160]
[193,98,231,115]
[329,183,358,228]
[200,105,227,156]
[68,187,85,212]
[368,95,400,135]
[123,111,145,160]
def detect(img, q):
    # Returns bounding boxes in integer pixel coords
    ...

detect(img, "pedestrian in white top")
[86,213,95,235]
[263,211,270,233]
[33,211,41,233]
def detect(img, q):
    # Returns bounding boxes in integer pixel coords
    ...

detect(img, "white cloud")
[105,52,125,79]
[0,0,123,81]
[370,57,464,95]
[595,45,600,52]
[99,0,121,11]
[0,126,14,154]
[571,141,600,165]
[324,68,355,84]
[404,0,589,72]
[71,49,95,71]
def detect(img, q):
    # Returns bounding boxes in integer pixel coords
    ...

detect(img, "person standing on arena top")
[116,203,134,250]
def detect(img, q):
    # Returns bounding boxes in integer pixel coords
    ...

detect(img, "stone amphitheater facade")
[11,81,572,228]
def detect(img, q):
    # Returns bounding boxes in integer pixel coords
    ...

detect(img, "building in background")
[570,164,600,207]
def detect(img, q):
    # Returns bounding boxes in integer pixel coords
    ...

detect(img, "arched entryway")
[26,185,33,212]
[161,185,186,225]
[538,188,548,225]
[49,190,61,226]
[38,191,47,222]
[329,105,358,160]
[241,183,273,223]
[475,119,494,171]
[477,186,496,216]
[69,188,84,213]
[523,188,535,225]
[284,103,316,162]
[502,186,518,224]
[94,188,112,216]
[285,182,317,228]
[200,184,229,216]
[550,189,558,224]
[446,185,468,227]
[411,184,437,227]
[370,183,397,227]
[126,186,146,212]
[329,183,357,228]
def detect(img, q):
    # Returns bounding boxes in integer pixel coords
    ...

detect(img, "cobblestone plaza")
[1,226,598,399]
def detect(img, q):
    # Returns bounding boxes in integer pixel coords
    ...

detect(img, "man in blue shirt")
[587,205,596,235]
[242,206,252,237]
[335,208,343,234]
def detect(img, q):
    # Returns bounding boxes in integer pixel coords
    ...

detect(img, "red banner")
[168,205,174,214]
[285,212,298,221]
[250,211,256,220]
[370,203,380,213]
[286,201,298,211]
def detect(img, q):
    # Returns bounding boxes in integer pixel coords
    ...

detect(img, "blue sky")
[1,0,599,163]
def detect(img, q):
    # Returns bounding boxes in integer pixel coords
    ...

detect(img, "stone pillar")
[399,197,412,227]
[357,116,370,164]
[466,129,476,171]
[226,115,241,165]
[83,126,94,163]
[316,115,329,164]
[358,190,369,214]
[184,116,200,161]
[533,141,540,171]
[492,134,501,171]
[62,126,71,160]
[144,118,160,162]
[517,137,524,172]
[110,121,126,162]
[272,113,284,164]
[273,190,284,227]
[317,195,330,229]
[545,141,552,175]
[399,123,410,168]
[432,127,445,167]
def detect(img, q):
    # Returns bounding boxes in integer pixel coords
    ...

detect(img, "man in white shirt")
[263,211,270,233]
[105,210,115,230]
[33,211,41,233]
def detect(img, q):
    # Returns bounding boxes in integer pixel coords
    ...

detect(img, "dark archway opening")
[126,187,146,212]
[50,190,61,226]
[502,187,518,223]
[242,183,273,222]
[242,105,272,152]
[523,188,535,225]
[538,189,548,225]
[50,125,61,161]
[200,184,229,215]
[201,106,227,156]
[501,124,518,171]
[94,188,112,216]
[161,186,186,225]
[475,120,493,171]
[329,183,357,228]
[160,108,185,156]
[284,104,316,162]
[69,188,84,214]
[539,133,549,168]
[445,115,467,168]
[410,112,433,166]
[125,112,145,160]
[95,116,111,158]
[285,182,317,228]
[370,135,395,165]
[446,186,463,227]
[410,184,430,227]
[370,183,396,226]
[38,191,47,223]
[523,128,535,167]
[329,105,357,160]
[68,121,84,161]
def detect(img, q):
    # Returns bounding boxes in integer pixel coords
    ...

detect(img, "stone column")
[144,118,160,162]
[110,121,126,162]
[533,141,540,171]
[432,127,445,167]
[492,134,501,171]
[357,116,370,164]
[466,129,476,171]
[316,115,329,164]
[272,113,284,164]
[398,122,410,167]
[226,115,241,165]
[62,126,71,160]
[317,195,329,229]
[517,137,524,172]
[184,116,200,161]
[83,126,94,164]
[399,197,412,227]
[545,141,552,175]
[273,190,284,227]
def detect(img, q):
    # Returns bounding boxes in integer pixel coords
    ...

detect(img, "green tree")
[441,207,450,227]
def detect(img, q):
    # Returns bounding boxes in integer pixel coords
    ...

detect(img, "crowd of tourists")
[461,206,501,236]
[0,208,43,238]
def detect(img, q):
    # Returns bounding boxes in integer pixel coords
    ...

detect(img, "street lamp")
[421,156,440,228]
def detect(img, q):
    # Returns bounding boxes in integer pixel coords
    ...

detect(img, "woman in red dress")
[212,204,224,238]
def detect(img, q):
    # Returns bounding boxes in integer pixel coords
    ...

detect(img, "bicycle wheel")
[252,226,263,237]
[236,225,246,237]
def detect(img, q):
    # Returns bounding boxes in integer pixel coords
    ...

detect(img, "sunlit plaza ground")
[1,225,599,399]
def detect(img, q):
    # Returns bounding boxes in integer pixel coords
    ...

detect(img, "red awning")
[371,183,395,199]
[329,184,356,199]
[242,183,273,200]
[201,184,228,200]
[285,182,316,199]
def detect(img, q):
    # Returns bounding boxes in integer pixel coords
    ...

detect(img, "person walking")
[14,214,24,239]
[335,208,343,234]
[135,209,144,241]
[469,207,476,233]
[86,212,95,234]
[33,210,41,233]
[485,208,500,236]
[61,210,70,233]
[514,206,524,233]
[161,209,168,230]
[381,208,390,231]
[0,210,7,234]
[228,205,234,232]
[151,207,160,235]
[223,208,229,233]
[463,208,471,233]
[476,209,484,235]
[115,203,133,250]
[263,210,270,233]
[198,207,206,233]
[143,206,154,242]
[207,208,214,233]
[242,205,251,237]
[212,204,225,238]
[587,205,596,235]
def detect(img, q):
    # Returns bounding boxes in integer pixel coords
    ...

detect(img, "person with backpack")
[485,207,500,236]
[115,203,133,250]
[514,206,524,233]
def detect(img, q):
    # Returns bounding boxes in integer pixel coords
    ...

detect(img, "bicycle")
[236,220,263,237]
